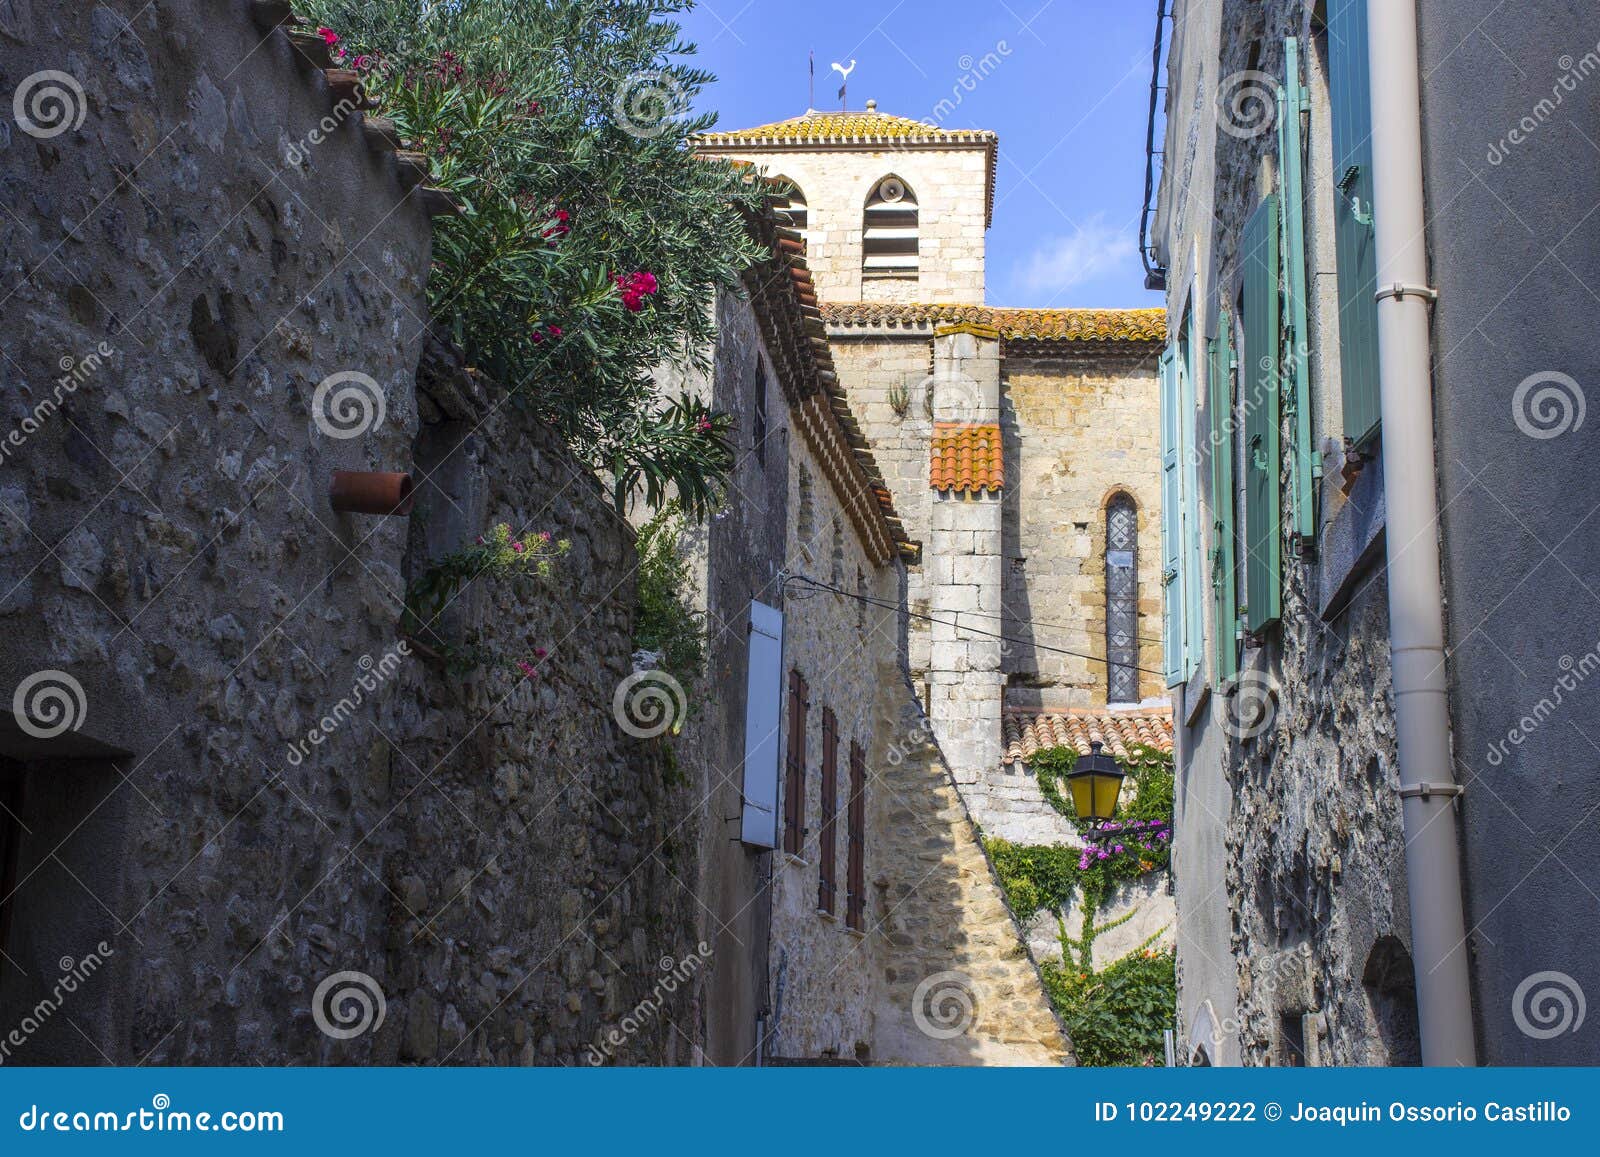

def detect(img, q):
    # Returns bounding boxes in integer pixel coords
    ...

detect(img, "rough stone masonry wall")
[765,423,898,1060]
[871,690,1070,1066]
[1160,0,1415,1065]
[0,1,699,1066]
[382,348,703,1068]
[712,146,989,304]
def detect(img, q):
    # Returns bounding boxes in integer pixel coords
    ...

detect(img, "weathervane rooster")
[831,59,857,111]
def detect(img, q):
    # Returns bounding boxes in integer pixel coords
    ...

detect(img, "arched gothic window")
[1106,494,1140,703]
[774,179,808,235]
[862,175,919,282]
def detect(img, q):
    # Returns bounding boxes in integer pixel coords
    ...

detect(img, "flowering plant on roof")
[298,0,766,523]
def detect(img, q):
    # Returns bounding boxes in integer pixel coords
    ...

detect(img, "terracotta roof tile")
[1001,708,1174,764]
[696,109,996,147]
[931,423,1002,493]
[823,303,1166,344]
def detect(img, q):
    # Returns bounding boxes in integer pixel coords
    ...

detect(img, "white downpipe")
[1366,0,1477,1066]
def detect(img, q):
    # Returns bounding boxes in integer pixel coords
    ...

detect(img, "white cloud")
[1009,215,1137,300]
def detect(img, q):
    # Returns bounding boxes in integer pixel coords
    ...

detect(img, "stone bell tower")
[694,103,996,305]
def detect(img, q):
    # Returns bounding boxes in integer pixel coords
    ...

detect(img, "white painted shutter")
[740,600,785,847]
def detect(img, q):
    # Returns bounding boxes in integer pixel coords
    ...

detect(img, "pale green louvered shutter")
[1209,323,1239,682]
[1180,329,1203,684]
[1243,195,1282,634]
[1279,37,1316,543]
[1328,0,1381,447]
[1160,345,1184,687]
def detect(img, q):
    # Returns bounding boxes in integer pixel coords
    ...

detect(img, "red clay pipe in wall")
[329,471,414,516]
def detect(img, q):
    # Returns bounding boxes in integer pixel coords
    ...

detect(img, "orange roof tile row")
[822,303,1167,344]
[930,423,1003,493]
[1001,709,1175,764]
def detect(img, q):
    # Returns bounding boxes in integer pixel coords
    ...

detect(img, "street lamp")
[1066,740,1127,829]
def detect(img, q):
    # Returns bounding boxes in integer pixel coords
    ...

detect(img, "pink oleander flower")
[511,542,525,554]
[317,26,339,46]
[516,660,537,678]
[539,531,552,543]
[534,647,548,659]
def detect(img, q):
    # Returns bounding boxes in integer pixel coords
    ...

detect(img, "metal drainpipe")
[1366,0,1477,1066]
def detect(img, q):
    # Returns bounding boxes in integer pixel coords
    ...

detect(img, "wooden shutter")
[782,669,808,855]
[1279,37,1316,542]
[817,708,838,915]
[1243,195,1282,634]
[1159,345,1184,686]
[1209,326,1239,682]
[846,741,866,931]
[1329,0,1381,447]
[1180,331,1203,683]
[739,601,784,848]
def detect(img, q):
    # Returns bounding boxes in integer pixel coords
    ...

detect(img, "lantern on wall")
[1066,740,1126,825]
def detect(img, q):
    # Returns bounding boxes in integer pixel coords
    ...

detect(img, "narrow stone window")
[751,351,768,467]
[817,708,838,915]
[783,670,809,856]
[797,464,816,560]
[846,740,867,931]
[862,175,919,283]
[1106,493,1140,704]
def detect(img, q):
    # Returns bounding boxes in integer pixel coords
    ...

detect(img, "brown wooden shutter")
[817,709,838,914]
[782,671,808,855]
[846,741,866,931]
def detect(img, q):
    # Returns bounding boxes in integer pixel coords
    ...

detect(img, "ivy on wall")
[985,742,1176,1066]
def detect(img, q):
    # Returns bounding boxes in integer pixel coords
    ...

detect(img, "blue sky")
[676,0,1162,309]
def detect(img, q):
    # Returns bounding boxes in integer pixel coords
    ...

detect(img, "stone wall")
[1157,0,1416,1066]
[0,0,701,1067]
[1002,349,1165,710]
[708,144,989,304]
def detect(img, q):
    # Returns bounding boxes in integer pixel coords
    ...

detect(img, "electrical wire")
[781,573,1167,677]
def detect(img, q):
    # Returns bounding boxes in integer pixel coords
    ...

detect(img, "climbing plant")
[985,742,1176,1066]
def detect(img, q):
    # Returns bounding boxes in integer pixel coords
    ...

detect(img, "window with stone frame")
[862,175,919,282]
[817,708,838,915]
[846,740,867,931]
[1106,493,1141,703]
[783,670,809,856]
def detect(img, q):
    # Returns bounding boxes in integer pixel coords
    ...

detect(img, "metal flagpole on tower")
[808,51,814,110]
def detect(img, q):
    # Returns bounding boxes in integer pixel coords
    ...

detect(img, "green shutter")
[1160,345,1184,687]
[1179,329,1204,683]
[1209,325,1238,682]
[1329,0,1381,447]
[1243,195,1282,634]
[1279,37,1316,544]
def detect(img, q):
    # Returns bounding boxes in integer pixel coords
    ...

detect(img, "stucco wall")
[1419,0,1600,1065]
